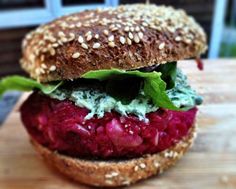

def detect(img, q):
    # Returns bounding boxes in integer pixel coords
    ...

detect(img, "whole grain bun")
[21,4,207,82]
[31,124,196,187]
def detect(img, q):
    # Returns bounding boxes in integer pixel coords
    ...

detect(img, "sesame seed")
[173,152,178,158]
[142,22,148,26]
[111,27,118,31]
[93,43,100,49]
[76,22,82,27]
[40,55,45,61]
[124,26,129,32]
[130,27,134,32]
[154,161,160,168]
[40,67,46,74]
[58,40,63,46]
[86,35,92,41]
[159,42,165,50]
[141,26,145,31]
[134,166,139,171]
[111,172,119,177]
[128,32,133,39]
[52,43,59,48]
[150,25,157,30]
[49,65,56,71]
[85,31,92,37]
[48,36,56,43]
[108,35,114,41]
[164,152,171,158]
[61,37,68,43]
[78,36,84,43]
[41,63,47,69]
[94,34,99,39]
[83,23,90,27]
[60,22,68,28]
[26,34,32,40]
[109,24,115,29]
[134,34,140,43]
[185,38,192,44]
[135,26,140,31]
[139,163,146,169]
[105,174,113,179]
[49,48,56,56]
[138,32,144,39]
[72,52,80,58]
[119,36,126,44]
[58,31,65,37]
[127,38,132,45]
[167,27,175,33]
[175,36,182,41]
[122,180,130,185]
[35,68,41,75]
[68,33,75,41]
[69,24,75,29]
[81,43,88,49]
[127,22,132,26]
[71,16,79,21]
[105,180,113,185]
[42,48,47,53]
[103,30,109,36]
[108,41,115,47]
[105,172,119,178]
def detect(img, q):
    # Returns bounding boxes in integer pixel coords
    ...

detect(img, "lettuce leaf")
[155,62,177,89]
[0,76,62,97]
[0,64,181,110]
[82,69,181,110]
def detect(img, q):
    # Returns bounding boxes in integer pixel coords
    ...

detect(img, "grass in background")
[220,43,236,57]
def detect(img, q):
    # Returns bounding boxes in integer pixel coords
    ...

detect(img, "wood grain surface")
[0,59,236,189]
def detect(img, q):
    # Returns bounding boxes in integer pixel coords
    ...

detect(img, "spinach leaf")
[82,69,181,110]
[155,62,177,89]
[0,76,62,97]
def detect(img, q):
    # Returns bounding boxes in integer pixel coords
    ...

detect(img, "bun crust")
[21,4,207,82]
[31,124,197,187]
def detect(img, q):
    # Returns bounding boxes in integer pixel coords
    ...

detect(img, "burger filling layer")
[49,69,202,121]
[21,92,197,159]
[18,62,202,159]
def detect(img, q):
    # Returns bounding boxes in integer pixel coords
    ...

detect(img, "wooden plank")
[0,59,236,189]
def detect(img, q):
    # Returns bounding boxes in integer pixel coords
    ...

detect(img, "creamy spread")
[49,69,202,120]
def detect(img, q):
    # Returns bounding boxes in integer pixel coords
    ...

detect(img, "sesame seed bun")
[21,4,207,82]
[31,123,196,187]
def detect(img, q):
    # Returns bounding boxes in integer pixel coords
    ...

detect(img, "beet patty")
[20,92,197,159]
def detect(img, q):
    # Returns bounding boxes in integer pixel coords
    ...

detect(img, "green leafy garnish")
[82,69,181,110]
[0,63,183,110]
[155,62,177,89]
[0,76,62,97]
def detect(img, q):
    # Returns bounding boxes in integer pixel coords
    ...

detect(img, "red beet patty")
[20,92,197,159]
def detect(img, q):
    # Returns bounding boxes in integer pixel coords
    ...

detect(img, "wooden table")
[0,59,236,189]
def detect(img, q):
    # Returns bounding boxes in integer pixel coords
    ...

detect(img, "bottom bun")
[31,124,197,187]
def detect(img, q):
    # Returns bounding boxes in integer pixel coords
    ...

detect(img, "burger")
[0,4,207,187]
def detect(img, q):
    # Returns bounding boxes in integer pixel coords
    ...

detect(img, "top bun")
[21,4,207,82]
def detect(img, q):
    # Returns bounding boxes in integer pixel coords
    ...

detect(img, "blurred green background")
[220,0,236,57]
